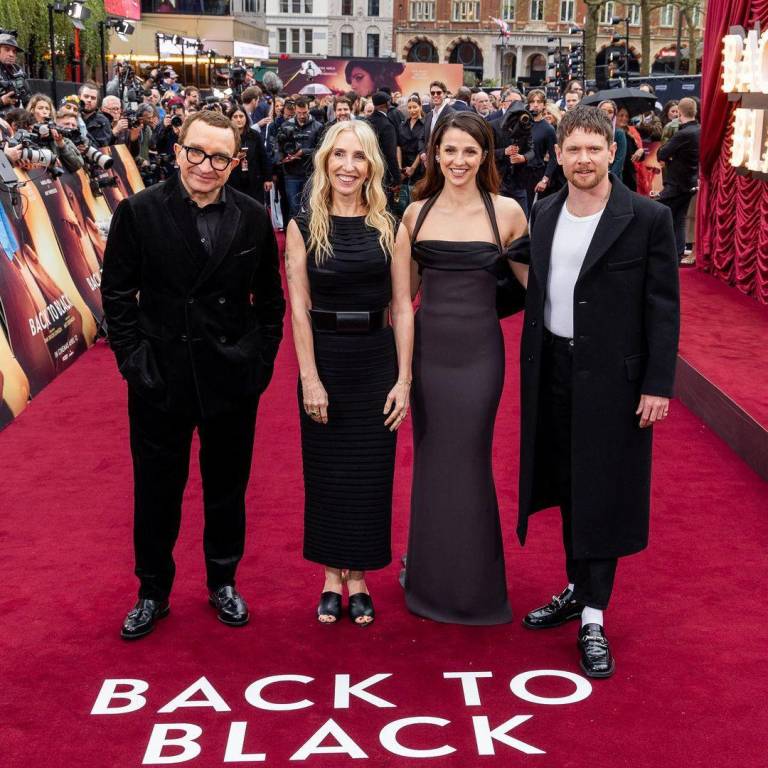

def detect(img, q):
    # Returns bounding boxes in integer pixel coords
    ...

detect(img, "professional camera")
[277,122,299,157]
[6,131,57,169]
[54,125,83,144]
[500,103,533,153]
[82,144,114,170]
[170,114,183,128]
[202,95,222,112]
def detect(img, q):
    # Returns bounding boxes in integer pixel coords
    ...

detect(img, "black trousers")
[658,191,692,259]
[128,389,258,601]
[540,332,617,610]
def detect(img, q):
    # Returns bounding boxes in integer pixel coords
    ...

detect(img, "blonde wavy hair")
[306,119,395,264]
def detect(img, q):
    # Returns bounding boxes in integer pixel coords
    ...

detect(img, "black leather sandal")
[317,591,342,624]
[348,592,375,626]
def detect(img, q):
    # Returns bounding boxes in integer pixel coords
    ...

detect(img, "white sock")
[581,606,604,627]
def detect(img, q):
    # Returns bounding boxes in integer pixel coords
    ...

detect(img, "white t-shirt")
[544,203,605,338]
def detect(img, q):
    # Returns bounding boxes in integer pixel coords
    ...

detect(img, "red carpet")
[1,310,767,767]
[680,269,768,427]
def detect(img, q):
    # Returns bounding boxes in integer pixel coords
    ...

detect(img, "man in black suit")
[657,97,700,261]
[514,107,679,677]
[368,91,401,201]
[451,86,473,112]
[102,110,286,640]
[422,80,454,152]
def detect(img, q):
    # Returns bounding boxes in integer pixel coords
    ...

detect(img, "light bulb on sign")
[722,34,744,93]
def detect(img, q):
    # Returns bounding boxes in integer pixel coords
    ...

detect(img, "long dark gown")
[295,214,397,571]
[405,194,513,625]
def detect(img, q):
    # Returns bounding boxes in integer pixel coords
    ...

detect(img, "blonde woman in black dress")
[285,120,414,625]
[398,111,528,624]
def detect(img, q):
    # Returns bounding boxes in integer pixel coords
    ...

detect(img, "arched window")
[407,40,438,63]
[449,41,483,82]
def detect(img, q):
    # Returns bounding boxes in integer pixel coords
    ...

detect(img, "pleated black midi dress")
[296,214,397,571]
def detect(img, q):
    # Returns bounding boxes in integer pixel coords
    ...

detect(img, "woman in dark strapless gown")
[400,112,528,625]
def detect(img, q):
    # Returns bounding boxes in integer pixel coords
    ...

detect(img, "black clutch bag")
[493,234,530,319]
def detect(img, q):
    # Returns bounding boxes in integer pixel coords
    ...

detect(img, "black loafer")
[209,585,249,626]
[121,598,169,640]
[523,586,583,629]
[348,592,375,627]
[578,623,615,678]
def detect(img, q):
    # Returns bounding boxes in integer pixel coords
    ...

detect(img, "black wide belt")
[309,308,389,333]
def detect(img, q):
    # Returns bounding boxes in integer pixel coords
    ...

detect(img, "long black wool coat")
[518,176,680,559]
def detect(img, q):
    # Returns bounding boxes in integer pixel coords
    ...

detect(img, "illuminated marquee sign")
[722,25,768,179]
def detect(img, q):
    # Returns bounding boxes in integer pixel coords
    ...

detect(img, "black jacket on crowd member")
[84,110,113,147]
[450,99,472,112]
[518,176,679,559]
[423,104,454,150]
[101,173,285,418]
[228,125,273,204]
[657,121,700,196]
[278,115,323,178]
[491,107,536,195]
[621,129,639,192]
[387,105,405,131]
[530,119,558,178]
[368,108,400,187]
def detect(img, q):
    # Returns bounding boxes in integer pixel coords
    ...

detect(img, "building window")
[452,0,480,22]
[304,28,313,52]
[291,28,300,53]
[410,0,435,21]
[304,0,312,11]
[559,0,574,22]
[530,0,544,21]
[660,4,675,26]
[367,32,380,57]
[690,6,702,26]
[342,0,353,14]
[599,1,615,24]
[501,0,514,20]
[278,28,287,52]
[291,0,300,12]
[341,31,354,56]
[279,0,287,12]
[368,0,379,15]
[627,4,641,26]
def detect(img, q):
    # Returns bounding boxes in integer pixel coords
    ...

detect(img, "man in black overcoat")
[102,111,285,639]
[515,107,679,677]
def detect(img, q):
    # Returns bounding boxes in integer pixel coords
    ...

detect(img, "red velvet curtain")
[696,0,768,303]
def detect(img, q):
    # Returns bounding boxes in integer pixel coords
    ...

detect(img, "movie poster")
[278,59,464,100]
[32,174,104,321]
[110,144,146,197]
[0,321,29,429]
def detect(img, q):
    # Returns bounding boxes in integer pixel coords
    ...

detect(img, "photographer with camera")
[0,32,30,115]
[490,95,535,217]
[80,82,113,147]
[158,69,181,96]
[127,104,155,168]
[277,96,321,219]
[24,93,83,173]
[101,95,132,145]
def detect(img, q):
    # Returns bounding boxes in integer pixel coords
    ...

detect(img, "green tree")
[0,0,108,80]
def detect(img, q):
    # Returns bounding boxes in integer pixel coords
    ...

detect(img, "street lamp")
[99,18,135,97]
[610,16,631,83]
[48,1,91,104]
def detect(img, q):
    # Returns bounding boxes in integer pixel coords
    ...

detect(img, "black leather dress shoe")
[121,599,169,640]
[209,585,249,626]
[578,623,615,678]
[522,586,583,629]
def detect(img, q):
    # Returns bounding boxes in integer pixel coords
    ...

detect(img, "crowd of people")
[0,27,687,679]
[96,51,684,680]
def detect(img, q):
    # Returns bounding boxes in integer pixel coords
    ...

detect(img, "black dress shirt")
[180,181,227,257]
[398,117,426,169]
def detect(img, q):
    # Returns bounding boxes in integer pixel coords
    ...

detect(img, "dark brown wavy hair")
[413,111,499,201]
